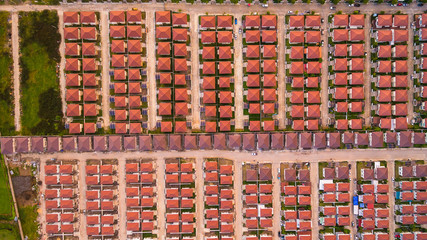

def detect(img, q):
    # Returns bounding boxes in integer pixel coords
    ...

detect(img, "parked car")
[235,18,237,24]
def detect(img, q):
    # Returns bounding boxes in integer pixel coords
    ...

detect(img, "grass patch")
[19,10,63,135]
[0,12,15,136]
[18,205,38,240]
[0,223,19,240]
[0,160,13,218]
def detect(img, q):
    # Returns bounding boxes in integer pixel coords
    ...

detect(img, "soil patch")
[11,176,35,207]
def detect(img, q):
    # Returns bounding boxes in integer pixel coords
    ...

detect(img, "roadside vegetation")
[19,10,64,135]
[0,12,15,136]
[0,155,20,240]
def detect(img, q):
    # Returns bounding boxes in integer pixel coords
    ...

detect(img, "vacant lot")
[0,161,13,217]
[0,156,19,239]
[18,205,37,240]
[19,10,63,135]
[0,12,15,136]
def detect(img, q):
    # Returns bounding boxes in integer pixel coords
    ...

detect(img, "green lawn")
[0,12,15,136]
[19,10,63,135]
[0,160,13,217]
[20,43,62,135]
[0,224,19,240]
[18,205,38,240]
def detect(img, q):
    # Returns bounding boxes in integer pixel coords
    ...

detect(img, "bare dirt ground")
[233,13,244,130]
[100,11,111,129]
[272,162,281,240]
[277,15,286,129]
[233,157,243,240]
[190,13,201,130]
[145,11,157,130]
[195,157,204,239]
[388,160,396,240]
[363,15,372,126]
[11,176,34,207]
[407,13,415,121]
[320,11,329,128]
[58,10,67,117]
[310,162,319,240]
[11,11,20,132]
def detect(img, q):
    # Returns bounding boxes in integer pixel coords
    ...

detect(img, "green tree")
[317,0,325,4]
[391,0,397,4]
[331,0,340,4]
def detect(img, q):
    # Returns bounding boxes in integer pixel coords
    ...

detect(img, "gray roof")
[355,133,369,146]
[31,137,44,153]
[184,135,197,150]
[271,133,284,150]
[328,132,341,149]
[342,132,354,144]
[1,138,13,154]
[369,132,384,148]
[16,138,29,153]
[313,132,326,149]
[153,135,167,151]
[285,133,298,150]
[62,137,76,151]
[243,134,255,151]
[169,135,182,151]
[257,133,270,150]
[259,167,272,181]
[300,132,312,149]
[199,135,212,150]
[228,134,241,150]
[139,135,152,151]
[213,134,226,150]
[108,136,122,151]
[412,132,426,145]
[47,137,59,153]
[78,136,91,152]
[397,131,412,148]
[123,136,136,150]
[93,136,106,151]
[385,131,397,144]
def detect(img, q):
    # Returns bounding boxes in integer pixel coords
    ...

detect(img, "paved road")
[349,160,357,240]
[58,11,67,119]
[407,13,415,122]
[25,148,427,165]
[1,2,424,14]
[195,157,204,239]
[190,13,201,130]
[38,159,47,240]
[11,11,20,132]
[117,158,127,239]
[277,15,286,129]
[234,14,244,130]
[77,157,87,239]
[272,162,281,240]
[363,15,372,127]
[310,162,319,240]
[388,160,396,240]
[233,158,243,240]
[156,157,166,239]
[146,11,157,130]
[320,12,329,128]
[100,11,111,130]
